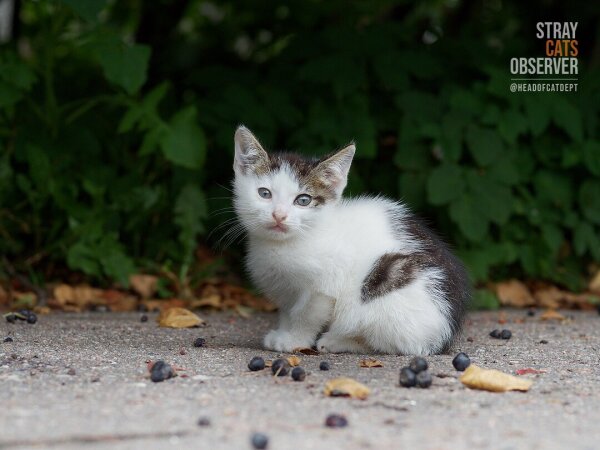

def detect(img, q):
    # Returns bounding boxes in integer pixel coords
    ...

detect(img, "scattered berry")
[416,371,433,388]
[248,356,265,371]
[197,417,211,427]
[409,357,428,373]
[3,337,13,343]
[325,414,348,428]
[527,309,536,317]
[5,314,16,324]
[140,315,148,323]
[25,312,37,324]
[150,360,175,382]
[452,352,471,371]
[291,367,306,381]
[271,358,290,376]
[489,329,502,338]
[319,361,330,371]
[399,367,417,387]
[539,339,549,344]
[193,338,206,348]
[500,329,512,340]
[251,432,269,449]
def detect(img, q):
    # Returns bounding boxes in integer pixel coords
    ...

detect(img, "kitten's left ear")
[313,143,355,197]
[234,126,269,174]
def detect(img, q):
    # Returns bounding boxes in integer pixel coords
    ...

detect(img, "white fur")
[232,128,454,355]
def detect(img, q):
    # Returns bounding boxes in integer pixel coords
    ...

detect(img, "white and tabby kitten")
[232,126,470,355]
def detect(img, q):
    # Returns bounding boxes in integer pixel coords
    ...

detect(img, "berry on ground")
[452,352,471,371]
[489,329,502,338]
[5,314,16,324]
[251,432,269,449]
[409,357,428,373]
[271,358,290,376]
[3,337,13,343]
[325,414,348,428]
[140,315,148,323]
[25,312,37,324]
[291,367,306,381]
[399,367,417,387]
[319,361,330,371]
[193,338,206,348]
[248,356,266,371]
[416,371,433,388]
[500,329,512,340]
[197,417,211,427]
[150,360,175,382]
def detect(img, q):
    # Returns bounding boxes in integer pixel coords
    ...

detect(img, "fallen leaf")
[265,360,273,368]
[129,274,158,299]
[324,377,370,399]
[496,280,535,307]
[460,365,532,392]
[590,270,600,294]
[515,368,546,375]
[33,305,51,315]
[293,347,319,355]
[359,358,384,368]
[540,309,566,321]
[190,295,222,309]
[158,307,204,328]
[287,356,301,367]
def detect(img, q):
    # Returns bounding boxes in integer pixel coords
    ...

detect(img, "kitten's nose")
[272,211,287,223]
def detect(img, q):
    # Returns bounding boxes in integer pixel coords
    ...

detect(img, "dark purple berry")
[193,338,206,348]
[3,337,13,343]
[399,367,417,387]
[452,352,471,371]
[150,360,175,382]
[527,309,535,317]
[409,357,428,373]
[197,417,211,427]
[251,432,269,449]
[319,361,330,371]
[26,312,37,324]
[248,356,265,371]
[416,371,432,388]
[271,358,290,376]
[140,315,148,323]
[5,314,16,323]
[500,329,512,340]
[489,329,502,338]
[325,414,348,428]
[291,367,306,381]
[539,339,549,344]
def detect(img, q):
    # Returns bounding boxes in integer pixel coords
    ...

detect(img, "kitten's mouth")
[268,223,288,233]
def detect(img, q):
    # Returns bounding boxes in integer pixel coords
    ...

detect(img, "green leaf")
[372,52,409,92]
[159,107,206,169]
[174,183,207,268]
[467,172,513,225]
[582,141,600,176]
[89,36,151,94]
[426,163,465,205]
[574,222,600,260]
[399,172,427,210]
[449,194,489,242]
[523,95,550,136]
[61,0,107,21]
[469,289,500,310]
[396,91,441,122]
[67,241,103,278]
[440,113,464,162]
[552,96,583,142]
[497,108,527,144]
[541,223,563,253]
[579,180,600,224]
[488,154,519,185]
[465,125,503,166]
[534,170,573,208]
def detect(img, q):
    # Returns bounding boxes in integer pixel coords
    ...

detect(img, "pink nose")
[272,212,287,223]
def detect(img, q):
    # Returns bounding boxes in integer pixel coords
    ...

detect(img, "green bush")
[1,1,598,291]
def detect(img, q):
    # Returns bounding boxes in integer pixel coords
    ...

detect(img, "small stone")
[325,414,348,428]
[539,339,549,344]
[248,356,266,371]
[409,357,428,373]
[179,348,186,355]
[319,361,330,371]
[416,371,432,388]
[5,314,16,324]
[193,338,206,348]
[500,329,512,340]
[67,368,76,376]
[140,315,148,323]
[489,329,502,339]
[452,352,471,371]
[271,358,290,376]
[399,367,417,387]
[197,417,211,427]
[291,367,306,381]
[3,337,13,343]
[466,336,474,342]
[527,309,536,317]
[150,360,175,382]
[251,432,269,449]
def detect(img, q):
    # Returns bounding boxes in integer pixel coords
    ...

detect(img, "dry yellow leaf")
[589,270,600,294]
[495,280,535,307]
[359,358,383,368]
[129,274,158,299]
[540,309,566,321]
[460,365,532,392]
[287,355,301,367]
[324,377,370,399]
[293,347,319,355]
[158,307,204,328]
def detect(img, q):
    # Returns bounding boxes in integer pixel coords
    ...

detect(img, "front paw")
[263,329,313,352]
[317,333,366,354]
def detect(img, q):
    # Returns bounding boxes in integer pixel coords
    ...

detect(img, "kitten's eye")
[294,194,312,206]
[258,188,272,199]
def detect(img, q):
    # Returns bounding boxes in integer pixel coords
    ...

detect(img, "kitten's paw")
[317,334,369,354]
[263,329,313,352]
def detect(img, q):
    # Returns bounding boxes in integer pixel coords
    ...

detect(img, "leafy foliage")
[0,0,598,291]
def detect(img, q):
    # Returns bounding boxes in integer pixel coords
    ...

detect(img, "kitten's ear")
[234,126,269,174]
[313,143,355,197]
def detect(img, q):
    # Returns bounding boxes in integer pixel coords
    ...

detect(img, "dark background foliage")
[0,0,599,298]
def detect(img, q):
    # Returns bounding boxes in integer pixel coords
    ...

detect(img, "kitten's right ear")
[234,126,269,175]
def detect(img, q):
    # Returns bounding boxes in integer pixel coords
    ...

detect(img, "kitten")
[232,126,470,355]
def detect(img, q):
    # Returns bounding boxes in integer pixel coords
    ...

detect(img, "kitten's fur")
[232,126,470,355]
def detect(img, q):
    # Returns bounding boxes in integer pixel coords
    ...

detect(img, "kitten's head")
[232,126,355,240]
